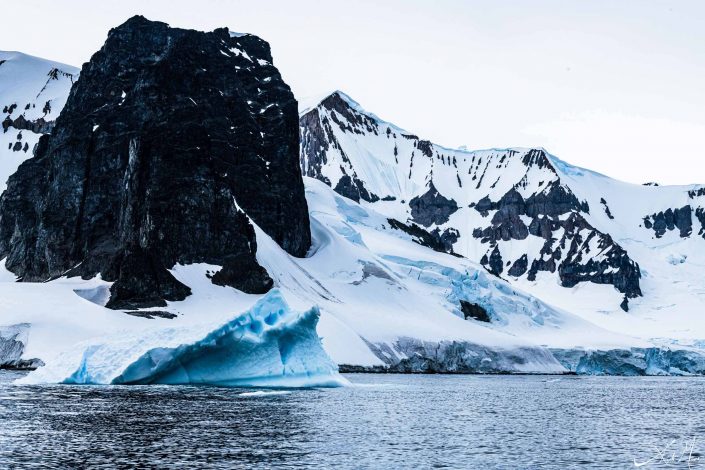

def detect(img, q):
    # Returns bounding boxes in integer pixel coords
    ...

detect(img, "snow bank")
[19,290,347,387]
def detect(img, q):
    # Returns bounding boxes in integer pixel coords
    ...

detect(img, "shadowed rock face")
[387,218,461,255]
[0,16,309,308]
[643,205,693,238]
[459,300,491,322]
[300,93,381,203]
[472,180,641,311]
[409,182,458,227]
[697,208,705,239]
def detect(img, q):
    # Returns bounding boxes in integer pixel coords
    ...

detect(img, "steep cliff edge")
[0,16,311,309]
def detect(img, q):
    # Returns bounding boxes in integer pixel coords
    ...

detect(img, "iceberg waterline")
[18,290,349,388]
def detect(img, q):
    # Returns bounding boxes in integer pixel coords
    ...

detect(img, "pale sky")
[3,0,704,185]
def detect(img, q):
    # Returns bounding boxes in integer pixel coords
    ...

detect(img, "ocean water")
[1,371,704,469]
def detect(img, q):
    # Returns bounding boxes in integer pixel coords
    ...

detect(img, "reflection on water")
[1,370,704,468]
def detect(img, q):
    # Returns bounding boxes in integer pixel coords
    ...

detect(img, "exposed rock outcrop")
[300,92,380,203]
[459,300,491,322]
[643,206,693,238]
[409,182,458,227]
[1,58,76,136]
[696,208,705,239]
[472,182,640,310]
[0,16,310,309]
[387,218,460,255]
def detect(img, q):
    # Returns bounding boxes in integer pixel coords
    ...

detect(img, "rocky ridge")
[299,92,647,310]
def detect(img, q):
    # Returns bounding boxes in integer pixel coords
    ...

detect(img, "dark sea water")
[1,371,704,469]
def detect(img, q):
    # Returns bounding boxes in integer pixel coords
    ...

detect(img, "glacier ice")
[551,347,705,376]
[20,290,348,387]
[0,323,42,369]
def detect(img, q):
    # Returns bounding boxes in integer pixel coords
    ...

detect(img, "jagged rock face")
[0,17,309,308]
[696,208,705,239]
[300,93,381,203]
[299,91,644,310]
[473,184,642,307]
[687,190,705,239]
[0,52,77,137]
[409,182,458,227]
[387,218,460,255]
[643,206,693,238]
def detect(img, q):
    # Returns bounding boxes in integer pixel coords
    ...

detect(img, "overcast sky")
[4,0,704,185]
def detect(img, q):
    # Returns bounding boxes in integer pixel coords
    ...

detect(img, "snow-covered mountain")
[300,91,705,322]
[2,21,705,381]
[6,172,705,379]
[0,51,78,192]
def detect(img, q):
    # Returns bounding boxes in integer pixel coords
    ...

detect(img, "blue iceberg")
[20,290,348,388]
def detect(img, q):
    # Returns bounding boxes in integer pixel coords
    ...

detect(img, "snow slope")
[300,91,705,337]
[0,51,78,191]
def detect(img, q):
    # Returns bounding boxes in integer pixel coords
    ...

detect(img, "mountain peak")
[0,50,77,74]
[322,90,363,110]
[298,90,656,310]
[299,90,364,117]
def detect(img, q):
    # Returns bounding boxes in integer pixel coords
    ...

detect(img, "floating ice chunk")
[239,390,291,397]
[19,290,348,388]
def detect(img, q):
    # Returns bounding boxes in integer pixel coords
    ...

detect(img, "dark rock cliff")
[0,16,310,309]
[472,181,641,311]
[387,218,461,255]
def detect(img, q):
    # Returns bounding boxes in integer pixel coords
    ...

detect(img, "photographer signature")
[633,436,701,468]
